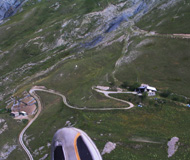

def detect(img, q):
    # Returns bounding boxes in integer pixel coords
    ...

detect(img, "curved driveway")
[19,86,135,160]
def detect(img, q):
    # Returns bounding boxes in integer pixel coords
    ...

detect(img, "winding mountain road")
[19,86,135,160]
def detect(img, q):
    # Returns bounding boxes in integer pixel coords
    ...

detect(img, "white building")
[136,84,157,96]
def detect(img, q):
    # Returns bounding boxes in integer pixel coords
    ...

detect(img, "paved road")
[19,86,135,160]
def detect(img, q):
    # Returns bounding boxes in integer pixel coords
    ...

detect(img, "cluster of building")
[10,111,27,117]
[8,93,37,118]
[135,84,157,96]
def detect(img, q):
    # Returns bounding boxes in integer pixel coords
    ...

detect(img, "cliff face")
[0,0,23,20]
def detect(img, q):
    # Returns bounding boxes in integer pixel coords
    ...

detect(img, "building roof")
[147,86,157,91]
[20,111,26,114]
[138,84,157,92]
[139,87,146,89]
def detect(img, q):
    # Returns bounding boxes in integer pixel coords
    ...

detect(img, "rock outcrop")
[167,137,180,158]
[101,142,116,155]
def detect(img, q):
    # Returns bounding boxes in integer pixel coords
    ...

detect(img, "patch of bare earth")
[130,137,162,144]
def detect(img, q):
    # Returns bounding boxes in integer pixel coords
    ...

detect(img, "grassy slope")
[136,0,190,34]
[37,42,129,108]
[115,36,190,97]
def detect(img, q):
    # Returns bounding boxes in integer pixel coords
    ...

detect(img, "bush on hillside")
[120,81,129,89]
[159,90,171,98]
[141,92,147,101]
[109,81,115,87]
[170,94,186,103]
[22,119,29,124]
[128,82,140,91]
[0,108,6,114]
[121,81,140,91]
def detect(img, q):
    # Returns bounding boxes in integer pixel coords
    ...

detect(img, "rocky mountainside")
[0,0,25,21]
